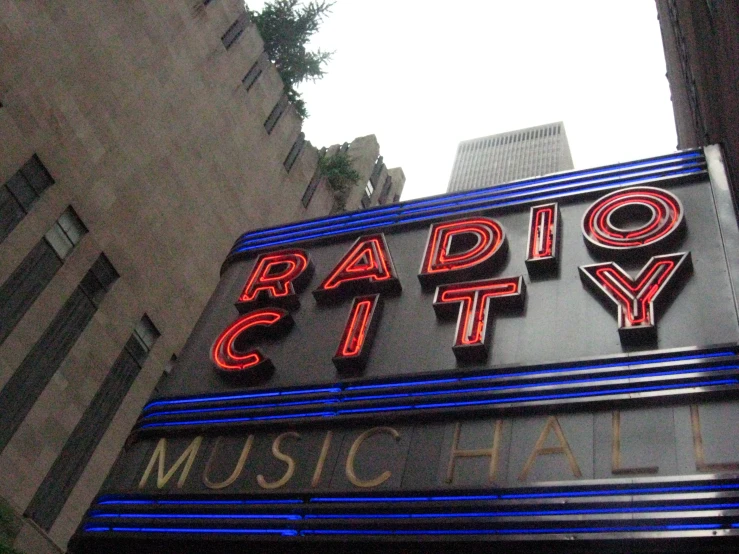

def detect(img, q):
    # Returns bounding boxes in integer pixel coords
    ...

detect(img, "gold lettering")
[346,427,400,488]
[202,436,254,490]
[519,416,581,481]
[311,430,333,487]
[257,432,300,489]
[691,405,739,472]
[446,421,503,484]
[139,436,203,489]
[611,411,658,475]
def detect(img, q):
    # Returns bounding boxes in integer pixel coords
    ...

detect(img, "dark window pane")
[79,254,118,306]
[26,315,157,530]
[221,12,248,49]
[0,287,98,454]
[5,173,37,211]
[284,132,305,172]
[264,93,288,134]
[0,186,25,244]
[19,154,54,195]
[0,240,62,347]
[242,53,266,91]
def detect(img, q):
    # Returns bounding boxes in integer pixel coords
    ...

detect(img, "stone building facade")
[655,0,739,192]
[0,1,403,552]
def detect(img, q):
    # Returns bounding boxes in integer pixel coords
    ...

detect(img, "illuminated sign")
[73,147,739,553]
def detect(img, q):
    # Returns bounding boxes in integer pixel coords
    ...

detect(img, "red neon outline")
[594,261,676,326]
[337,298,375,357]
[211,309,285,372]
[238,250,310,304]
[437,279,520,346]
[422,218,505,275]
[529,206,555,259]
[318,236,395,292]
[584,189,682,249]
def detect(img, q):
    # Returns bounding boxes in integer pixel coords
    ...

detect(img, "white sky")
[248,1,678,201]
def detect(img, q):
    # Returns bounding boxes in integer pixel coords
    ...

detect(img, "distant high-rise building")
[447,122,574,192]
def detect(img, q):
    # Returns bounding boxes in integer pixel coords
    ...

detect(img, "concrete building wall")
[0,1,402,551]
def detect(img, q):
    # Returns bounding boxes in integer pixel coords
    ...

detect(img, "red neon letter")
[419,217,507,289]
[526,203,560,276]
[211,308,293,381]
[333,294,382,373]
[582,186,685,258]
[313,234,401,303]
[237,249,313,311]
[579,252,692,344]
[433,276,525,362]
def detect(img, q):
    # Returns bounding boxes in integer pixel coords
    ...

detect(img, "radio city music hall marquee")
[72,147,739,553]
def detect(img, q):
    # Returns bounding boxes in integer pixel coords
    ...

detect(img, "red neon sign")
[433,276,525,362]
[237,249,313,311]
[526,203,560,275]
[211,308,293,380]
[581,187,685,257]
[333,294,382,373]
[313,234,401,303]
[419,217,507,289]
[579,252,692,343]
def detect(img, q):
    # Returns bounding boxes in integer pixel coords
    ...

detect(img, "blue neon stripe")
[303,502,739,519]
[338,378,738,415]
[144,387,341,412]
[345,365,739,403]
[139,378,738,429]
[230,165,706,255]
[140,410,335,429]
[143,350,734,416]
[234,151,703,245]
[86,526,297,536]
[308,482,739,503]
[91,513,301,520]
[98,499,302,506]
[142,397,340,420]
[232,152,705,251]
[299,523,722,536]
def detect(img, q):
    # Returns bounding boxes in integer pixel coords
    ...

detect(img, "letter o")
[582,186,685,255]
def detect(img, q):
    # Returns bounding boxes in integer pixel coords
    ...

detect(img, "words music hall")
[72,147,739,553]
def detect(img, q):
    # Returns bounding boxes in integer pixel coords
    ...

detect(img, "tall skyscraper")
[447,122,574,192]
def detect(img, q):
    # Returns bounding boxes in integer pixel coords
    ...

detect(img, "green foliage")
[318,151,360,210]
[248,0,334,119]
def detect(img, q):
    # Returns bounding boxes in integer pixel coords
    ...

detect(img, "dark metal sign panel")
[72,147,739,552]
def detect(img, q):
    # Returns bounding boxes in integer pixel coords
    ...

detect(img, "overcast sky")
[249,1,678,201]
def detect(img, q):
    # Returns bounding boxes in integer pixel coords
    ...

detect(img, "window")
[284,132,305,172]
[25,314,159,531]
[79,254,119,307]
[0,208,86,347]
[378,175,393,205]
[1,154,54,244]
[0,253,119,455]
[221,12,248,49]
[45,206,87,260]
[242,52,267,91]
[264,93,288,134]
[127,314,160,366]
[365,180,375,199]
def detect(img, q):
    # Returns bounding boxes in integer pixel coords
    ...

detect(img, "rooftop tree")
[248,0,334,119]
